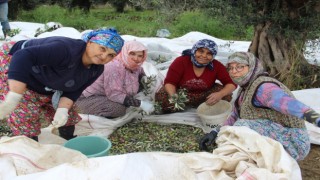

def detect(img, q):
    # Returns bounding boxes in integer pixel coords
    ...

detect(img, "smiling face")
[83,41,117,67]
[128,51,144,64]
[227,62,249,79]
[194,48,213,65]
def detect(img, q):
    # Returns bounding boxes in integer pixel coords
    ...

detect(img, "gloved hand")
[199,130,218,151]
[140,100,155,114]
[304,109,320,127]
[52,108,69,128]
[0,91,23,119]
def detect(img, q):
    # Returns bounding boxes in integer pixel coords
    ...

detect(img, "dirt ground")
[299,145,320,179]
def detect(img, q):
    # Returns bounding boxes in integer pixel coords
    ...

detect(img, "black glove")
[304,109,320,126]
[199,130,218,151]
[123,96,141,107]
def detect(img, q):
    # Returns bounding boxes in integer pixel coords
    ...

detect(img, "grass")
[15,4,252,40]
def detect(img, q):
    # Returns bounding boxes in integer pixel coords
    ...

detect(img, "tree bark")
[247,0,320,89]
[249,21,305,76]
[248,22,320,89]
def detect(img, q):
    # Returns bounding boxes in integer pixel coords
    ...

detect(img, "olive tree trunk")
[247,1,320,89]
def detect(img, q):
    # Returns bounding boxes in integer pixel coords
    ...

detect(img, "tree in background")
[109,0,128,12]
[8,0,320,88]
[8,0,38,19]
[208,0,320,89]
[68,0,92,13]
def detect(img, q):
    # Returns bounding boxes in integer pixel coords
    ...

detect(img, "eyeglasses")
[227,65,248,72]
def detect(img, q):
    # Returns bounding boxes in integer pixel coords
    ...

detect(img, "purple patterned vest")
[238,76,305,128]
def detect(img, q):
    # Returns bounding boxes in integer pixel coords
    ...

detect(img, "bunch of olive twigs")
[169,88,189,111]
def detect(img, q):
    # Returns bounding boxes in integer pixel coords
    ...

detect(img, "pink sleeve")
[254,83,310,118]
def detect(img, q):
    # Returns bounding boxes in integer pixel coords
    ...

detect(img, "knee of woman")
[296,143,311,161]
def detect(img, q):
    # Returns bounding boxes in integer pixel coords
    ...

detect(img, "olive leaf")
[6,28,21,37]
[168,88,189,111]
[141,75,157,96]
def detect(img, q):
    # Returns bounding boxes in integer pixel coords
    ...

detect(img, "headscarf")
[227,52,267,87]
[82,27,124,54]
[115,40,148,71]
[182,39,218,70]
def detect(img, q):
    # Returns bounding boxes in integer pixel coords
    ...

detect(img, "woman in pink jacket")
[76,40,154,118]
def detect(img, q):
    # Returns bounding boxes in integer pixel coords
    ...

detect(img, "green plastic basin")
[64,136,112,158]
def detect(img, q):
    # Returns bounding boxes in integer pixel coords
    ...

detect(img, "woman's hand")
[0,80,27,119]
[206,92,223,105]
[52,108,69,128]
[0,91,23,119]
[206,84,236,105]
[58,97,74,109]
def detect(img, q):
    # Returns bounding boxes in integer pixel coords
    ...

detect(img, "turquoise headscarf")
[82,28,124,54]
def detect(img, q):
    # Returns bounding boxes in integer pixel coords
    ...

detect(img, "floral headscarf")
[82,27,124,54]
[227,52,267,87]
[114,40,148,71]
[189,39,218,69]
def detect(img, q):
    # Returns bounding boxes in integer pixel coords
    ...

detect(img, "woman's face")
[128,51,144,64]
[195,48,213,64]
[227,62,249,79]
[85,41,117,65]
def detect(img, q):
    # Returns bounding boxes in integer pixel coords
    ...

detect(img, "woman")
[0,28,124,141]
[155,39,237,113]
[199,52,320,161]
[75,40,154,118]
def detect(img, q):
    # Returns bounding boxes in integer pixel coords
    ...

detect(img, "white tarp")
[0,126,302,180]
[0,22,320,179]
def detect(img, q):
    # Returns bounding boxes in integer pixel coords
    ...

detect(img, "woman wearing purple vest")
[199,52,320,161]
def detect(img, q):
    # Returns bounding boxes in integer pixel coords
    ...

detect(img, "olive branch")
[140,75,157,96]
[168,88,189,111]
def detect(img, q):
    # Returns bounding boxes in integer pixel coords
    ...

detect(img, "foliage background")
[12,2,253,40]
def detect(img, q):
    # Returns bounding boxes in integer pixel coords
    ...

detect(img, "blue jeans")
[0,2,10,35]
